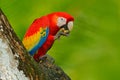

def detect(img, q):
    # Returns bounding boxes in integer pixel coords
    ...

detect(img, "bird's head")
[47,12,74,36]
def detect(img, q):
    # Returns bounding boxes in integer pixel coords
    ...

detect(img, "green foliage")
[1,0,120,80]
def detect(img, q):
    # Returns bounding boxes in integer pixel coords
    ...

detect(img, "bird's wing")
[22,16,49,55]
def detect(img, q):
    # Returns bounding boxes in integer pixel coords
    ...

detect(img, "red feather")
[24,16,49,37]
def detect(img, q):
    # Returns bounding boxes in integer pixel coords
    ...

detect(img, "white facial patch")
[68,21,73,31]
[57,17,67,27]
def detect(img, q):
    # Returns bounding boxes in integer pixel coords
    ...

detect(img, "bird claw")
[54,30,69,40]
[39,54,55,64]
[54,32,61,40]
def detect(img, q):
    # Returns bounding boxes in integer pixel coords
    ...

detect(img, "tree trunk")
[0,9,71,80]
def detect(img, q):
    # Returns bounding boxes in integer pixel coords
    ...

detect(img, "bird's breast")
[42,35,55,51]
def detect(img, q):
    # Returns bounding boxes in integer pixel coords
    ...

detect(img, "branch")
[0,9,71,80]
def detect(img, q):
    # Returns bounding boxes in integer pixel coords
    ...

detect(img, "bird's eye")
[61,18,64,20]
[57,17,67,27]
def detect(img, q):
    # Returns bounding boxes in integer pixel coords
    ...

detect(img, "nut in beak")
[59,28,70,36]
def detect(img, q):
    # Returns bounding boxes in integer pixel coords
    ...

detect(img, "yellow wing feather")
[22,27,45,51]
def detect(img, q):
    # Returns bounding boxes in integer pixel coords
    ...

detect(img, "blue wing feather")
[29,27,49,55]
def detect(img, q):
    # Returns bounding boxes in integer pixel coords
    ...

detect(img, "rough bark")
[0,9,71,80]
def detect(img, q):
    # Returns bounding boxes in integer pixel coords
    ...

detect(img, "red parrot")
[22,12,74,62]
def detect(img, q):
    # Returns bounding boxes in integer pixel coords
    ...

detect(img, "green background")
[0,0,120,80]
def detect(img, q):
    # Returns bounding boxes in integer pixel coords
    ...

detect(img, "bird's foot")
[54,29,69,40]
[39,54,55,64]
[54,32,63,40]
